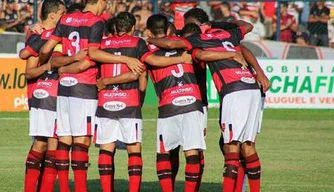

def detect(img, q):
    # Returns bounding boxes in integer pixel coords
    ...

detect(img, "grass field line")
[0,117,220,121]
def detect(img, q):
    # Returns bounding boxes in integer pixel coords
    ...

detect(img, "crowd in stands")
[1,0,334,48]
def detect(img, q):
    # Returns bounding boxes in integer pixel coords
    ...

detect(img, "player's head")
[115,12,136,35]
[106,17,116,36]
[181,23,201,38]
[280,2,288,12]
[41,0,65,24]
[221,1,231,13]
[86,0,107,16]
[67,3,85,14]
[167,22,176,37]
[146,14,168,38]
[184,8,209,26]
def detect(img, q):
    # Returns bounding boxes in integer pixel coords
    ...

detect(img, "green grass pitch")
[0,107,333,192]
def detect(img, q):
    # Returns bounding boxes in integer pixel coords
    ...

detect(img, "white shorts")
[203,106,208,138]
[56,96,97,137]
[220,90,262,144]
[156,111,206,153]
[95,118,142,145]
[257,96,265,134]
[29,108,57,138]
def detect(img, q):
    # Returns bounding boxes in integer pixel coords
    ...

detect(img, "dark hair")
[147,14,168,36]
[41,0,64,21]
[106,17,116,35]
[67,3,85,14]
[181,23,201,37]
[281,2,289,8]
[221,1,231,11]
[115,12,136,33]
[184,8,209,24]
[86,0,98,4]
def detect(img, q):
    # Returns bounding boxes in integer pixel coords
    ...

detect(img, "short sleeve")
[189,48,201,63]
[88,21,104,47]
[227,27,246,41]
[25,33,43,57]
[50,21,63,42]
[185,34,204,50]
[136,39,152,63]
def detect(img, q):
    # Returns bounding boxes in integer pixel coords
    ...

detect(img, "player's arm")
[240,44,270,92]
[144,52,192,67]
[40,39,59,65]
[19,49,33,60]
[58,59,91,75]
[20,33,43,60]
[96,71,141,91]
[317,9,330,23]
[87,21,144,74]
[193,49,248,67]
[146,38,188,50]
[139,71,148,106]
[25,56,50,80]
[228,20,253,34]
[210,21,239,30]
[51,48,88,68]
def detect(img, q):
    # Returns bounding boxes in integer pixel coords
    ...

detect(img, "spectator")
[214,1,238,22]
[2,0,26,32]
[160,2,174,23]
[272,2,298,43]
[235,2,260,22]
[308,2,330,47]
[208,1,223,20]
[260,1,276,38]
[133,0,152,33]
[0,18,6,34]
[244,13,265,41]
[295,31,309,46]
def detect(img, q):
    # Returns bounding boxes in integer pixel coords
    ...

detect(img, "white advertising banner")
[259,60,334,109]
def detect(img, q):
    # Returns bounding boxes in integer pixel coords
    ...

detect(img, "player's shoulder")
[82,11,104,25]
[41,28,55,40]
[147,43,159,52]
[203,28,232,40]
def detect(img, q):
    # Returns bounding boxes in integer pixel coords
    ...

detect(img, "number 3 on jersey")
[165,51,184,78]
[67,31,80,56]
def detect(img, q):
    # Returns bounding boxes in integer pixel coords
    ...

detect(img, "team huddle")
[20,0,270,192]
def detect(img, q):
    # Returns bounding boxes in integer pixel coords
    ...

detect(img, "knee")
[241,142,256,157]
[223,141,240,153]
[73,136,91,147]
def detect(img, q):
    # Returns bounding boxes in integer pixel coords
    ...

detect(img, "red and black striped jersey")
[96,35,151,119]
[191,57,208,106]
[147,37,203,118]
[51,11,105,99]
[184,27,259,98]
[24,28,55,108]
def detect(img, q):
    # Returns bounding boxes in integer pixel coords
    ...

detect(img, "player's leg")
[170,145,180,189]
[72,136,91,192]
[24,136,47,192]
[184,149,200,192]
[222,142,241,192]
[98,143,116,192]
[127,142,143,192]
[234,154,247,192]
[241,142,261,192]
[40,137,58,192]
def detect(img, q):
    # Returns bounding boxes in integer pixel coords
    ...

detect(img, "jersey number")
[113,52,122,77]
[165,51,184,78]
[222,41,236,52]
[67,31,80,56]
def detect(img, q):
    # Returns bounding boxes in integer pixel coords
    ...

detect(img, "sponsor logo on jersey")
[241,77,256,84]
[103,92,127,98]
[103,101,126,111]
[37,81,52,88]
[171,87,194,94]
[66,17,72,23]
[33,89,49,99]
[60,77,78,87]
[172,96,196,106]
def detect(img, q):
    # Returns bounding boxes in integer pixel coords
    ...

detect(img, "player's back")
[96,35,147,119]
[147,40,203,118]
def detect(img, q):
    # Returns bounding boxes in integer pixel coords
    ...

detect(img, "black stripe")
[157,154,170,161]
[186,155,200,164]
[26,158,41,170]
[57,23,93,40]
[158,100,203,118]
[72,144,89,152]
[104,81,139,91]
[96,106,142,119]
[185,172,200,182]
[39,71,59,80]
[58,83,98,99]
[44,156,56,169]
[221,81,260,99]
[55,160,70,171]
[101,47,137,55]
[129,153,141,158]
[208,59,244,71]
[152,48,184,57]
[99,150,113,156]
[98,164,114,175]
[57,142,71,151]
[30,96,57,112]
[71,160,88,170]
[247,166,261,180]
[154,72,198,97]
[223,164,238,179]
[157,170,172,180]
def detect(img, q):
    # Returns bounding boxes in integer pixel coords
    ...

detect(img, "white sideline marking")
[0,117,219,121]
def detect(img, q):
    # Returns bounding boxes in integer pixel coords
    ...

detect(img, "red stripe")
[25,45,39,57]
[229,126,233,143]
[50,35,61,42]
[140,51,153,63]
[160,140,166,153]
[93,125,97,144]
[182,38,193,50]
[87,121,92,136]
[159,84,202,106]
[53,119,58,139]
[150,64,195,83]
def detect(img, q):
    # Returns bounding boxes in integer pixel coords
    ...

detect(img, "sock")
[24,149,44,192]
[71,143,89,192]
[156,153,173,192]
[128,153,142,192]
[245,153,261,192]
[56,142,71,192]
[37,153,46,192]
[185,155,200,192]
[195,151,205,192]
[234,155,246,192]
[98,150,114,192]
[222,152,239,192]
[169,146,180,189]
[40,150,57,192]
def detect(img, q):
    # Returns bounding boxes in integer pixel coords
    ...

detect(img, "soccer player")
[95,12,192,192]
[147,8,270,192]
[19,0,66,192]
[145,14,206,192]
